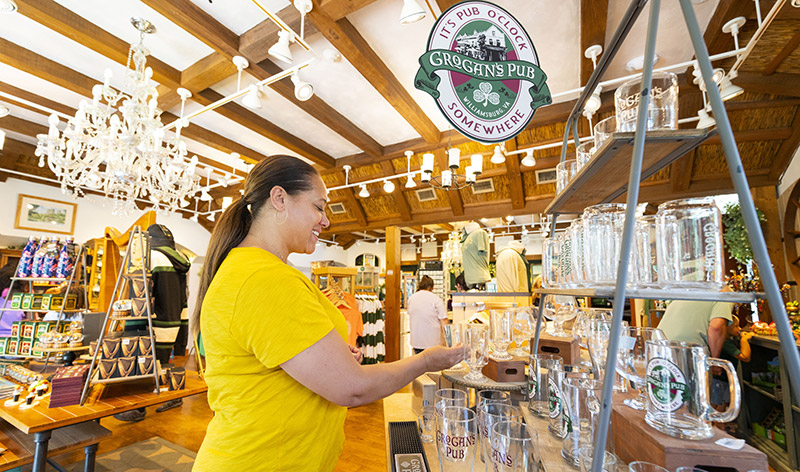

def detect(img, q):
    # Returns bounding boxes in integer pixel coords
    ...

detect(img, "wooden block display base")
[481,357,526,382]
[611,394,767,471]
[535,333,580,364]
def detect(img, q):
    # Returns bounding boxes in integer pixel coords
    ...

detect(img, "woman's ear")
[269,186,287,212]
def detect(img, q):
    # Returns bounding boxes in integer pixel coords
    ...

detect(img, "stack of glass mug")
[542,197,725,291]
[555,72,680,196]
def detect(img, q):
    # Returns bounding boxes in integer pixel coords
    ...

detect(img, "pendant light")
[696,109,716,129]
[269,30,294,64]
[242,85,263,110]
[291,72,314,101]
[399,0,426,24]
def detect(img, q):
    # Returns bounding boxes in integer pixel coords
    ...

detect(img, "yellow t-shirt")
[193,247,348,471]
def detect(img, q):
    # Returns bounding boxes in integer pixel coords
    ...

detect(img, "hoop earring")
[274,211,288,226]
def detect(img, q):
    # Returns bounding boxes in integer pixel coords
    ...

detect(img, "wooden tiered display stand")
[313,266,357,293]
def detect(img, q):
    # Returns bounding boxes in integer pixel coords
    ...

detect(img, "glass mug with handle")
[616,326,666,410]
[644,339,741,440]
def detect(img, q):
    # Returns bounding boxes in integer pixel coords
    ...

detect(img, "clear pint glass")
[582,203,626,286]
[561,377,609,467]
[556,159,577,195]
[569,218,586,287]
[594,116,617,151]
[437,406,478,471]
[528,353,562,416]
[491,420,542,472]
[656,198,724,289]
[542,238,560,288]
[633,215,658,288]
[615,71,679,132]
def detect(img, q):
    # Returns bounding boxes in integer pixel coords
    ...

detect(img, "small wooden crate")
[482,357,526,382]
[611,393,767,471]
[535,333,580,364]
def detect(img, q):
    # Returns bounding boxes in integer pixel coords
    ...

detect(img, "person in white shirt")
[408,276,448,354]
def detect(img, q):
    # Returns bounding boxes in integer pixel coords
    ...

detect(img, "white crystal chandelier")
[36,17,199,214]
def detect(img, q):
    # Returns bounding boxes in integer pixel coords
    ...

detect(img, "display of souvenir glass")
[491,420,542,472]
[463,324,489,381]
[616,326,666,410]
[576,141,594,171]
[593,116,617,151]
[615,71,679,132]
[582,203,626,286]
[561,377,609,466]
[437,406,477,472]
[557,231,574,287]
[542,237,560,289]
[656,197,724,289]
[528,353,562,417]
[434,388,468,419]
[489,310,513,360]
[547,364,591,438]
[572,308,611,351]
[556,159,577,195]
[510,307,535,356]
[568,219,586,287]
[478,401,518,466]
[542,295,577,338]
[418,406,435,443]
[579,446,618,472]
[633,214,659,288]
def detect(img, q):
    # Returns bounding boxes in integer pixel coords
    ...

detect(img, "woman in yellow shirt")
[192,155,465,471]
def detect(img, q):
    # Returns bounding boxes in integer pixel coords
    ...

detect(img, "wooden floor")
[50,364,394,471]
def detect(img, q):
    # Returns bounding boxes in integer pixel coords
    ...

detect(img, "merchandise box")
[18,340,32,356]
[31,341,45,359]
[137,356,154,376]
[125,233,151,276]
[0,338,7,355]
[98,359,117,379]
[6,338,19,356]
[9,293,23,309]
[101,338,121,358]
[20,294,32,310]
[47,294,78,311]
[21,321,36,339]
[9,321,20,338]
[35,321,54,340]
[30,295,45,311]
[120,337,138,357]
[117,356,137,377]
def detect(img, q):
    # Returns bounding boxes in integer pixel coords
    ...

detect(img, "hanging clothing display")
[461,223,491,286]
[125,224,190,363]
[496,241,530,292]
[356,292,383,364]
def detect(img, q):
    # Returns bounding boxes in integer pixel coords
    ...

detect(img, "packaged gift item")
[6,338,18,356]
[112,299,132,318]
[138,336,153,356]
[126,233,150,276]
[137,356,154,376]
[169,367,186,390]
[117,357,137,377]
[18,340,32,356]
[9,292,23,309]
[29,237,50,278]
[16,236,39,278]
[35,321,54,340]
[128,276,148,298]
[55,237,78,279]
[97,359,117,379]
[29,295,44,311]
[20,294,32,310]
[101,338,121,358]
[89,341,102,359]
[21,321,37,340]
[120,337,138,357]
[40,238,61,278]
[9,322,20,338]
[0,338,7,355]
[131,298,151,318]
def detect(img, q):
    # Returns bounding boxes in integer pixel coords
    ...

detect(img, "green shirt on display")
[657,300,733,350]
[461,229,490,286]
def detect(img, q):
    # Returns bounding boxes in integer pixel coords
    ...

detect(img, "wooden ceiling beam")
[195,89,336,167]
[670,149,695,193]
[769,107,800,180]
[434,151,464,216]
[504,138,526,210]
[159,53,237,111]
[763,29,800,76]
[725,97,800,110]
[0,82,75,116]
[704,0,753,56]
[343,188,368,227]
[381,161,412,220]
[307,9,441,144]
[15,0,182,90]
[143,0,382,157]
[734,71,800,98]
[319,0,380,20]
[703,126,793,144]
[0,115,47,138]
[580,0,608,85]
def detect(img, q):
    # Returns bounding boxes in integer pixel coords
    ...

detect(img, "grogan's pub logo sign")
[415,1,551,143]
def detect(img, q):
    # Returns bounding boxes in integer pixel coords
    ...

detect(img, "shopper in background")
[192,155,465,472]
[657,286,734,358]
[0,263,24,336]
[408,275,448,355]
[711,314,752,409]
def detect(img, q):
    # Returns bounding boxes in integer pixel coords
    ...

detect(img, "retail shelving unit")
[79,227,160,405]
[0,244,86,365]
[531,1,800,470]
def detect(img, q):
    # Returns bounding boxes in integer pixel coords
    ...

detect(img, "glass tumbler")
[579,446,618,472]
[656,198,724,289]
[434,388,467,418]
[478,402,519,466]
[528,353,562,416]
[594,116,617,151]
[489,310,514,360]
[491,420,542,472]
[615,71,679,132]
[418,405,435,443]
[542,237,560,288]
[582,203,626,286]
[547,364,591,438]
[464,324,489,381]
[633,215,658,288]
[576,141,595,171]
[556,159,577,194]
[561,377,609,467]
[437,406,478,471]
[569,218,586,287]
[557,231,575,288]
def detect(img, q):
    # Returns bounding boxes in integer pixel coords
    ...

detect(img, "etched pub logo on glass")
[415,1,551,143]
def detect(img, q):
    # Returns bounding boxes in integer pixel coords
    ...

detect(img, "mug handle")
[705,358,741,423]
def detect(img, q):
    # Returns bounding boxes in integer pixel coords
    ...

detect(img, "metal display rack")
[528,1,800,470]
[79,227,160,404]
[0,242,86,367]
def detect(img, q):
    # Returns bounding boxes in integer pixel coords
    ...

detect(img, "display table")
[441,368,525,392]
[0,374,207,472]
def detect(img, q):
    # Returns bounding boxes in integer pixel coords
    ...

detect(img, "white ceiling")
[0,0,723,172]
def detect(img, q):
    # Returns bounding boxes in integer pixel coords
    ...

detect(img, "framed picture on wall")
[14,194,78,235]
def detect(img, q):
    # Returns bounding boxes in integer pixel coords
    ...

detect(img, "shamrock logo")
[473,82,500,107]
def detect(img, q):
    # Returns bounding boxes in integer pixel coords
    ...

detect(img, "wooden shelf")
[91,373,158,385]
[742,379,780,402]
[545,128,717,214]
[749,435,791,472]
[536,287,761,303]
[38,346,89,353]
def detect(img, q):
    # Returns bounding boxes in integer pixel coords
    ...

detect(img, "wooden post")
[385,226,402,362]
[752,186,787,324]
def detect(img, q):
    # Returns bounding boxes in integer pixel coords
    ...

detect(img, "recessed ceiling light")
[625,54,660,72]
[0,105,9,118]
[0,0,17,13]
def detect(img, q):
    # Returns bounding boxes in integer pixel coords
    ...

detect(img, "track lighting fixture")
[358,184,369,198]
[242,85,263,110]
[718,74,744,101]
[291,72,314,101]
[404,151,416,188]
[520,149,536,167]
[696,109,716,129]
[490,145,505,164]
[383,179,395,193]
[399,0,426,24]
[268,30,294,64]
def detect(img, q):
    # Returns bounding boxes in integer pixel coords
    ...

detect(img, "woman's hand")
[348,344,364,364]
[421,344,467,372]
